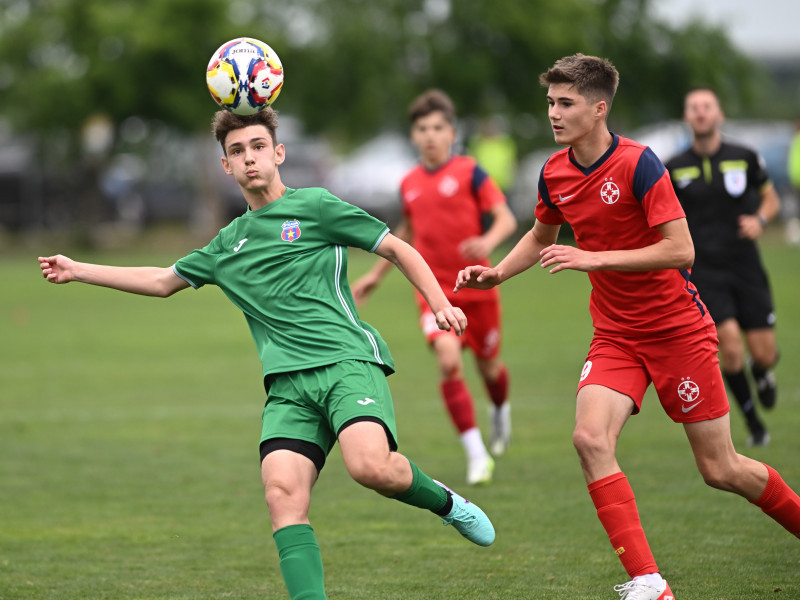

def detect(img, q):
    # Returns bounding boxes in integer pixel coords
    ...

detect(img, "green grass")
[2,232,800,599]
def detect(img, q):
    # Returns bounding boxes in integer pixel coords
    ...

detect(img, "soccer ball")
[206,37,284,115]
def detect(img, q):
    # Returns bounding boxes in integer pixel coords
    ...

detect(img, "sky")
[651,0,800,59]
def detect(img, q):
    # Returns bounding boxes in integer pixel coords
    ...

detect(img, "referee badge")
[281,219,302,242]
[723,171,746,197]
[721,161,747,197]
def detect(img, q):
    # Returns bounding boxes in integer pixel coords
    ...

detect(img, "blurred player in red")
[456,54,800,599]
[353,89,517,485]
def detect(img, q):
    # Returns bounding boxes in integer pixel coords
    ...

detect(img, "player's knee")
[696,461,737,492]
[477,358,503,381]
[719,348,744,372]
[263,482,312,529]
[751,351,778,370]
[439,362,463,381]
[434,341,463,380]
[263,479,297,510]
[347,456,389,489]
[572,426,612,460]
[700,471,732,492]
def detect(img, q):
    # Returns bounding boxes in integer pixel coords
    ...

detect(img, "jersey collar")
[568,133,619,176]
[245,187,294,217]
[421,155,455,174]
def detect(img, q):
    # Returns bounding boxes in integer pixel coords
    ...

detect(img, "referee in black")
[666,86,780,447]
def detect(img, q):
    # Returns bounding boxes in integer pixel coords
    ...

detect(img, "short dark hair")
[212,108,279,154]
[684,86,720,103]
[539,53,619,106]
[408,89,456,125]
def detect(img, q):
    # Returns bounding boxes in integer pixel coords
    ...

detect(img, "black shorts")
[691,259,775,330]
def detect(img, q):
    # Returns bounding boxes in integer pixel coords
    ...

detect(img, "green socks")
[273,524,327,600]
[391,458,451,515]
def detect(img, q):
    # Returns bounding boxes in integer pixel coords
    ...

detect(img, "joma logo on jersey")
[281,220,301,242]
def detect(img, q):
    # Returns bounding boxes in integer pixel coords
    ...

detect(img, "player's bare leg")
[262,451,317,531]
[717,319,768,446]
[261,451,325,599]
[573,385,630,482]
[432,334,493,484]
[683,415,767,496]
[338,421,415,495]
[684,414,800,536]
[574,385,670,599]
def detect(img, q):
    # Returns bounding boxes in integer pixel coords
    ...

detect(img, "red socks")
[442,368,508,432]
[588,472,658,578]
[484,366,509,407]
[587,464,800,583]
[441,379,476,433]
[751,463,800,537]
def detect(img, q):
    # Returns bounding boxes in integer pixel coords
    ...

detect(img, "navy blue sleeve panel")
[537,158,557,210]
[471,163,489,196]
[632,147,667,203]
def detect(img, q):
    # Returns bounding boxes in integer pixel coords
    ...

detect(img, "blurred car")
[0,130,37,231]
[633,120,794,193]
[100,115,333,227]
[325,132,417,225]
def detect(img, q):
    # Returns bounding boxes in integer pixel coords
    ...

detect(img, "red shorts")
[417,294,501,359]
[577,320,730,423]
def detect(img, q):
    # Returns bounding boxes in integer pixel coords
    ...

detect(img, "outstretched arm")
[372,233,466,335]
[351,218,413,305]
[539,217,694,274]
[455,220,560,291]
[38,254,190,297]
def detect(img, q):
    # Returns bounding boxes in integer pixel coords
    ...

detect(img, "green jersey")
[173,187,395,377]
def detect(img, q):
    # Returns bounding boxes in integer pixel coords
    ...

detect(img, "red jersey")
[535,134,711,337]
[401,155,507,302]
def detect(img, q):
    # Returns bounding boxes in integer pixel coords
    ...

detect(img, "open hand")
[454,265,501,292]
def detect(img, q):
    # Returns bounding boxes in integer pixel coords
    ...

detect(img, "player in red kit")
[353,89,517,485]
[455,54,800,599]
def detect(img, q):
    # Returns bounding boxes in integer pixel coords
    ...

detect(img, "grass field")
[2,230,800,599]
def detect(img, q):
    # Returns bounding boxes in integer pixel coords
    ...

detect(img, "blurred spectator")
[468,116,518,197]
[788,120,800,192]
[787,121,800,244]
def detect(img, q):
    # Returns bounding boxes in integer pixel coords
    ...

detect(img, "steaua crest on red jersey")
[281,219,301,242]
[600,178,620,204]
[437,175,459,197]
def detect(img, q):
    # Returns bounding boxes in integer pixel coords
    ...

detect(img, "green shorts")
[260,360,399,459]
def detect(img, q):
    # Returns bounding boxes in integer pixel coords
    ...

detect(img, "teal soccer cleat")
[434,480,495,546]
